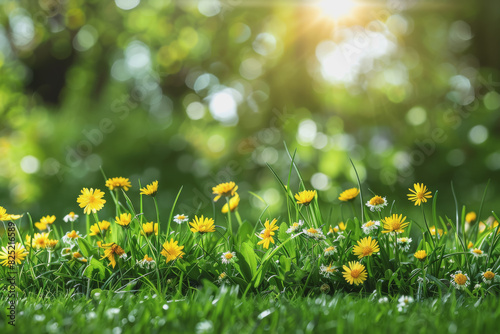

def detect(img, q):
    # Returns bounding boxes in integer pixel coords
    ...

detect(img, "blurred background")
[1,0,499,226]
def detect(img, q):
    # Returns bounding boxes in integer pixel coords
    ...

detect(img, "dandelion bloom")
[141,222,158,236]
[99,242,127,268]
[31,232,50,250]
[161,238,185,263]
[338,188,359,202]
[450,271,470,290]
[0,206,23,221]
[467,241,474,249]
[295,190,316,205]
[414,250,427,261]
[482,270,495,284]
[173,214,189,224]
[342,261,367,285]
[320,264,337,278]
[35,215,56,230]
[63,212,79,223]
[189,215,216,234]
[465,212,476,224]
[222,193,240,213]
[0,243,28,267]
[105,177,131,191]
[365,196,388,212]
[77,188,106,215]
[381,214,408,234]
[140,181,158,197]
[221,251,237,264]
[35,221,47,231]
[429,226,445,238]
[115,213,132,228]
[212,182,238,202]
[407,183,432,206]
[46,239,59,251]
[89,220,111,237]
[257,218,279,249]
[352,236,380,259]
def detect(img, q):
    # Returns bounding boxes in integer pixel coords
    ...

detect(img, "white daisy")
[365,196,388,212]
[319,264,337,278]
[481,270,495,284]
[470,248,485,257]
[303,227,326,240]
[397,295,414,312]
[221,251,237,264]
[286,220,304,234]
[361,220,380,234]
[450,271,470,290]
[173,214,189,224]
[63,212,79,223]
[397,237,412,252]
[323,246,336,256]
[62,230,83,247]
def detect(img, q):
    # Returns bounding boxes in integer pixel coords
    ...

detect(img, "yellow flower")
[99,242,126,268]
[482,270,495,284]
[77,188,106,215]
[429,226,445,237]
[365,195,388,212]
[0,206,23,221]
[257,218,279,249]
[451,271,469,290]
[407,183,432,206]
[465,212,476,224]
[35,215,56,231]
[140,181,159,197]
[0,243,29,267]
[414,250,427,261]
[294,190,316,205]
[105,177,131,191]
[141,222,158,236]
[115,213,132,228]
[470,248,484,257]
[32,232,50,250]
[161,238,185,263]
[352,236,380,259]
[212,182,238,202]
[467,241,473,249]
[320,263,337,278]
[72,252,87,263]
[381,214,409,234]
[89,220,111,237]
[46,239,59,251]
[342,261,367,286]
[338,188,360,202]
[479,222,486,233]
[222,193,240,213]
[189,215,216,234]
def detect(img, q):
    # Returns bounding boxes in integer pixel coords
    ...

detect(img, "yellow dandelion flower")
[141,222,158,236]
[46,239,59,251]
[0,243,29,267]
[0,206,23,221]
[32,232,50,250]
[482,270,495,284]
[381,214,409,234]
[35,215,56,231]
[161,238,185,263]
[35,221,47,231]
[115,213,132,228]
[72,252,87,263]
[465,212,476,224]
[338,188,360,202]
[467,241,473,249]
[89,220,111,237]
[342,261,367,286]
[407,183,432,206]
[140,181,159,197]
[99,242,127,268]
[295,190,317,205]
[352,236,380,259]
[77,188,106,215]
[414,250,427,261]
[189,215,216,234]
[105,177,131,191]
[429,226,445,237]
[257,218,279,249]
[222,193,240,213]
[212,182,238,202]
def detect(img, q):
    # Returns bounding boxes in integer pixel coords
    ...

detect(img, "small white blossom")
[173,214,189,224]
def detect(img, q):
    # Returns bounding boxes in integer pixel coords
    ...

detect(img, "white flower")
[397,237,412,252]
[361,220,380,234]
[62,230,83,247]
[221,251,237,264]
[378,297,389,304]
[319,264,337,278]
[63,212,79,223]
[120,253,128,260]
[333,234,345,243]
[481,269,495,284]
[323,246,336,256]
[365,196,388,212]
[136,255,156,269]
[450,271,470,290]
[286,220,304,234]
[173,214,189,224]
[470,248,485,257]
[303,227,326,240]
[397,295,414,312]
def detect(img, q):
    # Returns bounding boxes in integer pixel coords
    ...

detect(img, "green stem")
[235,210,243,227]
[226,197,233,240]
[153,197,161,258]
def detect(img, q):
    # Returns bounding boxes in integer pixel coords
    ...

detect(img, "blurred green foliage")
[0,0,499,224]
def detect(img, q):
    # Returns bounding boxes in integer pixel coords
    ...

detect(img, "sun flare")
[316,0,358,20]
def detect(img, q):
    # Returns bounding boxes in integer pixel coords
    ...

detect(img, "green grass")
[1,285,500,333]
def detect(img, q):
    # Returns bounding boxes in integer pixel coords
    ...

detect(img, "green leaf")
[240,242,258,277]
[84,257,108,281]
[77,238,94,258]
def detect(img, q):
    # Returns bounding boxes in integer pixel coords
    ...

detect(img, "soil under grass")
[1,286,499,333]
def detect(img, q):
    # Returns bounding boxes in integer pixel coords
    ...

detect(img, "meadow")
[1,156,499,332]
